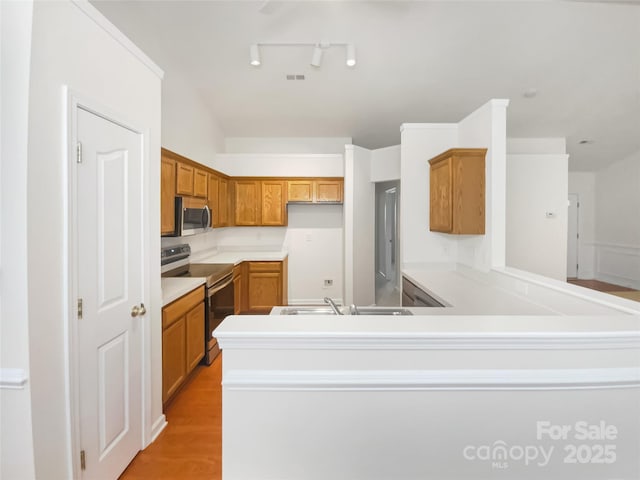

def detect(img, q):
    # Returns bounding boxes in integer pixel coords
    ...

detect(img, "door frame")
[64,88,152,478]
[567,193,580,279]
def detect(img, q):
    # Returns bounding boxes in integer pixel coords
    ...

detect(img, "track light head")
[310,45,323,68]
[250,44,261,66]
[346,44,356,67]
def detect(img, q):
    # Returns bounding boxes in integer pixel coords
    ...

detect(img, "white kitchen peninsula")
[215,305,640,480]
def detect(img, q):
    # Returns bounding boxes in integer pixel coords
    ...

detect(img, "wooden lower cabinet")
[235,259,288,314]
[162,318,186,402]
[185,302,205,372]
[233,263,245,315]
[162,285,205,404]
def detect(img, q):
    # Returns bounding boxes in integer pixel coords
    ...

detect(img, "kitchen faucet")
[323,297,342,315]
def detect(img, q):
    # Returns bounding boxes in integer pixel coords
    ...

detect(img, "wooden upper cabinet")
[288,180,314,203]
[161,156,176,235]
[193,169,208,198]
[315,179,343,203]
[261,180,287,226]
[234,180,261,226]
[176,163,194,196]
[287,178,343,204]
[428,148,486,235]
[208,173,219,227]
[219,178,230,227]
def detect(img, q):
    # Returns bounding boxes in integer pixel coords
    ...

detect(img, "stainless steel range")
[161,244,234,365]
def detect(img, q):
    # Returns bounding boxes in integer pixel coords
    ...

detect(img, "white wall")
[457,99,509,271]
[161,71,225,168]
[225,137,351,155]
[0,1,37,478]
[214,154,344,178]
[25,2,162,477]
[370,144,401,182]
[400,100,509,271]
[344,146,375,306]
[400,124,459,266]
[568,172,596,279]
[506,154,569,281]
[593,149,640,289]
[507,137,566,155]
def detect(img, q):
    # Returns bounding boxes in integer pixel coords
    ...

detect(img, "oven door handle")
[207,273,234,297]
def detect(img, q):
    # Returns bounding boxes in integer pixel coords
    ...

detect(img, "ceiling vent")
[286,74,305,81]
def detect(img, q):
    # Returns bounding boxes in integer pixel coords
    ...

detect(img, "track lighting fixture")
[249,44,261,66]
[310,45,323,68]
[345,44,356,67]
[249,42,356,69]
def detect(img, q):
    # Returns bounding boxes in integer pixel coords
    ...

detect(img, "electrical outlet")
[323,279,333,288]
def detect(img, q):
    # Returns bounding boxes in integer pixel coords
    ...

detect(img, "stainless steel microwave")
[168,197,210,237]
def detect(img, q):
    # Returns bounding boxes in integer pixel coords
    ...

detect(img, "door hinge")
[77,298,83,319]
[76,142,82,164]
[577,233,580,239]
[80,450,86,471]
[577,264,579,271]
[577,201,580,208]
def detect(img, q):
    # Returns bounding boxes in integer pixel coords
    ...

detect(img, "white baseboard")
[149,414,167,444]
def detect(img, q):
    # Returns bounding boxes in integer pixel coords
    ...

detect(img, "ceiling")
[91,0,640,171]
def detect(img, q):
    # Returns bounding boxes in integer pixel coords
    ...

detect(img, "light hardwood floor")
[567,278,635,292]
[119,355,222,480]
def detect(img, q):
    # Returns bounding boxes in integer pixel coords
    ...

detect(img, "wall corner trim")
[0,368,29,389]
[70,0,165,79]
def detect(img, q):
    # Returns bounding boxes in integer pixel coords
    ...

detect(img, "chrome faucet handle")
[323,297,342,315]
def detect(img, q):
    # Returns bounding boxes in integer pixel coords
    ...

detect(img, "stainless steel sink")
[355,307,413,316]
[276,306,413,316]
[278,307,345,315]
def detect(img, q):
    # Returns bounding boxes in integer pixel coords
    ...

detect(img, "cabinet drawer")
[163,285,205,329]
[249,261,282,273]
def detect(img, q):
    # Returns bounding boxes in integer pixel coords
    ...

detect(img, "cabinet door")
[160,157,176,235]
[261,180,287,226]
[176,163,194,196]
[233,273,243,315]
[234,180,260,225]
[219,178,229,226]
[315,179,343,203]
[247,272,281,313]
[185,302,205,373]
[193,168,208,198]
[162,317,186,403]
[288,180,314,202]
[208,174,219,227]
[429,159,453,233]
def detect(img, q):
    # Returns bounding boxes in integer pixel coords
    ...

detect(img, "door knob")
[131,303,146,317]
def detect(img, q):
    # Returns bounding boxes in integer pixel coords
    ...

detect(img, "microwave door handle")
[203,205,211,228]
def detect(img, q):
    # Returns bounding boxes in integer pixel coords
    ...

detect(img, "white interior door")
[384,188,397,283]
[77,107,143,479]
[567,193,579,278]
